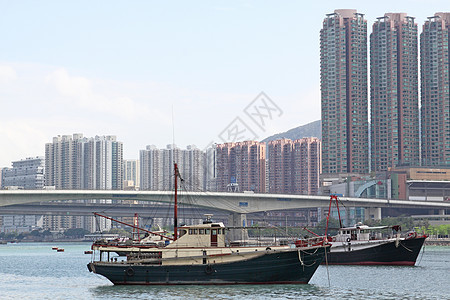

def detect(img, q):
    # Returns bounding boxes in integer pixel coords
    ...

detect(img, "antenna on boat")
[172,105,176,149]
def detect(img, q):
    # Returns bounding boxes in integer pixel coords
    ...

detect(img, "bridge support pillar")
[228,213,249,242]
[365,207,381,221]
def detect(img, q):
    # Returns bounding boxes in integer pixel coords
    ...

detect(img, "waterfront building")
[267,138,321,195]
[216,141,266,193]
[1,215,43,234]
[320,9,369,174]
[371,13,419,171]
[0,157,46,233]
[1,156,45,189]
[421,13,450,166]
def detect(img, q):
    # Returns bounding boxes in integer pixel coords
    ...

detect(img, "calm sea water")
[0,242,449,299]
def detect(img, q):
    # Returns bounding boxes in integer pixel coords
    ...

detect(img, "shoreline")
[2,238,450,246]
[425,238,450,246]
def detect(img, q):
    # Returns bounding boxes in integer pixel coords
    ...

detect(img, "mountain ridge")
[261,120,321,143]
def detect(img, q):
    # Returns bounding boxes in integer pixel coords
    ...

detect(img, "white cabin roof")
[180,222,225,229]
[339,224,390,231]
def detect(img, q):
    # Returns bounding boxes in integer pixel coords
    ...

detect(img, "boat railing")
[295,236,329,248]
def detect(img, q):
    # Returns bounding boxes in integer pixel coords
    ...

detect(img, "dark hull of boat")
[325,237,426,266]
[88,247,327,285]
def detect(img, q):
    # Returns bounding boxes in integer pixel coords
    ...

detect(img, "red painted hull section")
[113,281,308,286]
[326,261,415,266]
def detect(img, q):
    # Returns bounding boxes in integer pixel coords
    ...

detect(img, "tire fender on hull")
[87,263,95,273]
[126,267,135,277]
[205,264,214,275]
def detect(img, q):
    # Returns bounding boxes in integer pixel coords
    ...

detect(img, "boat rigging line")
[93,212,174,241]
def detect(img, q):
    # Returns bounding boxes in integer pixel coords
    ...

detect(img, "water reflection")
[1,243,448,299]
[90,284,326,300]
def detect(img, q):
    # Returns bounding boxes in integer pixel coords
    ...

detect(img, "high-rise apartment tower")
[371,13,419,171]
[267,138,321,195]
[421,13,450,166]
[45,134,123,190]
[216,141,266,193]
[321,9,369,174]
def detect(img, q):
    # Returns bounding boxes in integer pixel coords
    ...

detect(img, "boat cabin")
[167,222,227,248]
[334,223,386,242]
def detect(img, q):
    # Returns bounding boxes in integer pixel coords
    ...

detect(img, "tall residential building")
[45,134,83,189]
[0,168,3,189]
[2,156,45,189]
[216,143,235,192]
[91,135,123,190]
[421,13,450,166]
[140,145,205,191]
[1,157,45,233]
[292,138,321,195]
[140,145,162,190]
[321,9,369,174]
[181,145,205,191]
[0,167,3,189]
[123,159,140,189]
[161,144,182,191]
[216,141,266,193]
[1,215,43,233]
[267,139,293,194]
[370,13,419,171]
[45,134,123,190]
[204,145,217,191]
[43,134,122,232]
[267,138,321,195]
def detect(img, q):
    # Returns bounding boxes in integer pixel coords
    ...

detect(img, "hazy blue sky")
[0,0,447,167]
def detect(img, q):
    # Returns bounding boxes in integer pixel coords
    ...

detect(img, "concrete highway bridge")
[0,190,449,227]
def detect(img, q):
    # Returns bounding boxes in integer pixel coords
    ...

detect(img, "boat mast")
[133,213,140,241]
[173,163,184,241]
[334,195,343,228]
[174,163,178,241]
[325,195,343,237]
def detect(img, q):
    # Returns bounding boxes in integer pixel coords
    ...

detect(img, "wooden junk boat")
[87,164,330,285]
